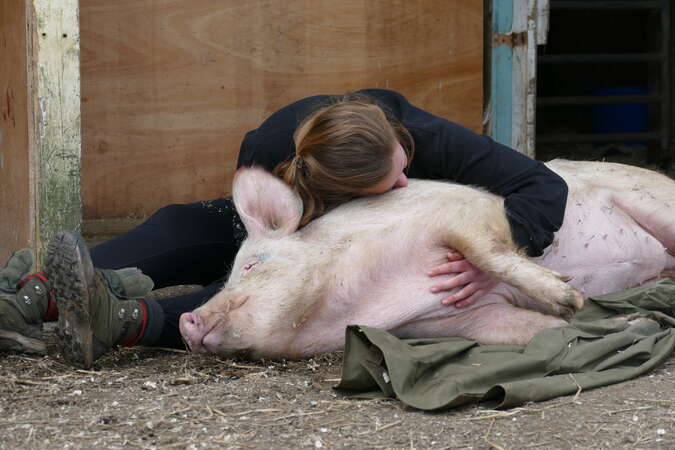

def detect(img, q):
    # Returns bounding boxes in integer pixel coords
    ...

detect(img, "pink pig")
[180,160,675,358]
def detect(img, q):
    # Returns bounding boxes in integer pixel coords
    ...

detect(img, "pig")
[179,160,675,359]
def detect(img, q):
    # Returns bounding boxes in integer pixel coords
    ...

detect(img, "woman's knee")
[147,200,235,229]
[147,203,201,226]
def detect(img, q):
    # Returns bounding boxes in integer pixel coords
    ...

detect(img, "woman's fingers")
[427,260,471,277]
[440,283,479,306]
[428,250,498,307]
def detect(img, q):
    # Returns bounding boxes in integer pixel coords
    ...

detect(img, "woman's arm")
[367,90,568,307]
[375,89,568,257]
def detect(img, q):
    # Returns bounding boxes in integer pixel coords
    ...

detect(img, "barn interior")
[535,0,672,171]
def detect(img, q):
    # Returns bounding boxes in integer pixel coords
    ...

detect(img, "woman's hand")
[428,251,498,307]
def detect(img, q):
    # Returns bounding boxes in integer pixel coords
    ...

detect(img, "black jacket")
[237,89,568,256]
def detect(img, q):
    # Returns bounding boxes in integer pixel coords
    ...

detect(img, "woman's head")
[275,94,414,226]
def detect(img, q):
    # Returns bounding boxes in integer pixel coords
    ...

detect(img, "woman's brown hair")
[274,93,415,227]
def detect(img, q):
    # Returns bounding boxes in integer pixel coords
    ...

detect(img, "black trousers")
[89,198,246,348]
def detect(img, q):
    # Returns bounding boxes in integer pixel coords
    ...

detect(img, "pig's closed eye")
[242,261,259,273]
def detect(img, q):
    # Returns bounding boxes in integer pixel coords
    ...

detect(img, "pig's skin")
[180,160,675,358]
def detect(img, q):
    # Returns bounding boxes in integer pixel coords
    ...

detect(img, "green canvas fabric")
[336,279,675,410]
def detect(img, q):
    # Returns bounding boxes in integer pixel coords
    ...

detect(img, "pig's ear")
[232,167,303,238]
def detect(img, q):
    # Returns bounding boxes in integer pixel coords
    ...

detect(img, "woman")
[0,89,568,368]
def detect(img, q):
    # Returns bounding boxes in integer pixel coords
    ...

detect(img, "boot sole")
[45,232,94,369]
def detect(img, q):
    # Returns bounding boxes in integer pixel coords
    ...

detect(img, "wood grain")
[80,0,483,219]
[30,0,82,264]
[0,0,31,262]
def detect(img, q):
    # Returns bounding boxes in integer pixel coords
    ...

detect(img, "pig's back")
[302,179,497,237]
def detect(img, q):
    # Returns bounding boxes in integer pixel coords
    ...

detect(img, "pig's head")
[179,167,323,358]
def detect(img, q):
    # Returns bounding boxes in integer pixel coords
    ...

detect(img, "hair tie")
[295,155,309,176]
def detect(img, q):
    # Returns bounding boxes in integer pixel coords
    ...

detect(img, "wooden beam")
[0,1,32,262]
[510,0,542,158]
[27,0,82,265]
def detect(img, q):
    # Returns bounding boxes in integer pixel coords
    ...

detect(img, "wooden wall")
[0,1,31,260]
[80,0,483,220]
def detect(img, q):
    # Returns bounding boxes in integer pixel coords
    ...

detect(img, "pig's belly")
[292,193,671,354]
[534,193,670,297]
[336,193,670,333]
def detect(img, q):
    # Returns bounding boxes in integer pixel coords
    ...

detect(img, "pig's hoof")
[559,287,583,309]
[552,288,583,321]
[570,289,584,310]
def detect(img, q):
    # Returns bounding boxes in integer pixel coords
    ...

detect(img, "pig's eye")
[242,261,259,274]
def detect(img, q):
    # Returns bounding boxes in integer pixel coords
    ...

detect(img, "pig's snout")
[179,294,249,354]
[179,312,215,353]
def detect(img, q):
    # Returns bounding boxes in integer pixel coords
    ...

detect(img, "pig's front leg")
[465,246,583,320]
[438,197,583,320]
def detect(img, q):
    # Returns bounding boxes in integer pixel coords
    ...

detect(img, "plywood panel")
[80,0,483,219]
[0,1,31,262]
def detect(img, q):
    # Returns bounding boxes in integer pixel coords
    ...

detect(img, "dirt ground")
[2,144,674,449]
[0,320,673,450]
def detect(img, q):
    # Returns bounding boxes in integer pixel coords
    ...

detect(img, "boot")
[0,249,54,354]
[45,231,163,368]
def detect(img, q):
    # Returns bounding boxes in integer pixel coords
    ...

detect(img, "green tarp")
[336,279,675,410]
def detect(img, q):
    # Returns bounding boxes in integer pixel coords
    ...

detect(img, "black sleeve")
[236,95,332,171]
[431,128,567,257]
[238,89,568,257]
[374,90,568,257]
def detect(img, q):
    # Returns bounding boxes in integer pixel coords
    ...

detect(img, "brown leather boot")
[0,249,55,354]
[45,232,163,368]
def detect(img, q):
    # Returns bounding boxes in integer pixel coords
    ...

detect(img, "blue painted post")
[490,0,514,147]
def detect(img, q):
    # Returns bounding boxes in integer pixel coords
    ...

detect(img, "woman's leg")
[90,198,247,288]
[48,198,247,361]
[151,282,224,349]
[90,198,248,349]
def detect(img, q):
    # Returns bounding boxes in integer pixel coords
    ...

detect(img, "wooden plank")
[537,0,550,45]
[82,218,145,248]
[511,0,536,157]
[83,218,144,238]
[28,0,82,263]
[0,1,32,262]
[80,0,483,220]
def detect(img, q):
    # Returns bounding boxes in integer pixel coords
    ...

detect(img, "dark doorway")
[536,0,671,170]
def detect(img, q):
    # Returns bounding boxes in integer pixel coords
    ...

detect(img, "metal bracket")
[492,31,527,48]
